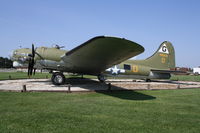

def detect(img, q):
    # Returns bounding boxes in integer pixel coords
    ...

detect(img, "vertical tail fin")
[145,41,175,69]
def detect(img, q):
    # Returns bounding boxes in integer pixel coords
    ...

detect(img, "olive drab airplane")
[11,36,180,85]
[11,36,144,85]
[104,41,180,81]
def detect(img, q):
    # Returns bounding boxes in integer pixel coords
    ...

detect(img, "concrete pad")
[0,78,200,92]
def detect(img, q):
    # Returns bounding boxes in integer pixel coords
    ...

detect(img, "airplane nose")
[13,61,22,67]
[10,50,29,62]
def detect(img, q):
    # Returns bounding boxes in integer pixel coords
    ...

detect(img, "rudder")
[145,41,175,70]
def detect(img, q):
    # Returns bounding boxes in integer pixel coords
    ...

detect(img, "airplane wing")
[61,36,144,75]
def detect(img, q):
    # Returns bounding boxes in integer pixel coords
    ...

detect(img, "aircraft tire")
[145,79,151,82]
[51,72,66,85]
[97,74,106,82]
[194,72,199,76]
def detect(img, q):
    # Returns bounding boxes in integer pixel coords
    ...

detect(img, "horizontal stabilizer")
[151,69,187,74]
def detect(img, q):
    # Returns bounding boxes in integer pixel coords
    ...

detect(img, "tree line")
[0,57,13,68]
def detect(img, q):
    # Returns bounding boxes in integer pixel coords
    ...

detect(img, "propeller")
[28,44,35,76]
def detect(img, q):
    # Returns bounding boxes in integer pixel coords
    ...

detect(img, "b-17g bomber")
[11,36,180,85]
[11,36,144,85]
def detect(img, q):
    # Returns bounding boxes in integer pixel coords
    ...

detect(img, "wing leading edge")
[61,36,144,75]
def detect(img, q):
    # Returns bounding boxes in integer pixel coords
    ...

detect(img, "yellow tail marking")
[160,54,168,57]
[161,57,166,63]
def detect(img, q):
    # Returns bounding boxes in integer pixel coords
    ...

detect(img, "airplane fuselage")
[104,62,171,80]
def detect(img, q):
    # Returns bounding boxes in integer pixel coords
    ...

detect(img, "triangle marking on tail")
[158,44,169,54]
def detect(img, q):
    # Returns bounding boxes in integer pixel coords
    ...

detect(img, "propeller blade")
[33,69,36,75]
[28,66,30,76]
[27,44,36,76]
[32,44,35,58]
[30,66,33,76]
[28,58,31,76]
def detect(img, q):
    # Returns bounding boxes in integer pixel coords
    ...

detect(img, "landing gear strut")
[145,79,151,82]
[97,74,106,82]
[51,72,66,85]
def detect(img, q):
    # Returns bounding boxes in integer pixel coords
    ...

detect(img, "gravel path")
[0,79,199,92]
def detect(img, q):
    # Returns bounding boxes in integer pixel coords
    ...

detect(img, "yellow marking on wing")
[132,65,139,72]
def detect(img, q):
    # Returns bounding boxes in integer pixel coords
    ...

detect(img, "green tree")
[0,57,13,68]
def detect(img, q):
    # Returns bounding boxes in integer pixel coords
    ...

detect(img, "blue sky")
[0,0,199,67]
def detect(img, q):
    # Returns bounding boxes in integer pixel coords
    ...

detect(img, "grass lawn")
[0,89,200,133]
[0,72,51,80]
[0,72,96,81]
[170,75,200,82]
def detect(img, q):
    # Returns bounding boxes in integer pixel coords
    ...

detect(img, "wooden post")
[67,84,71,93]
[22,85,27,92]
[177,84,180,89]
[147,84,150,90]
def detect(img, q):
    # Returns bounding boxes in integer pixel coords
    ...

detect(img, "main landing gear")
[51,72,66,85]
[145,79,151,82]
[97,74,107,82]
[51,72,106,85]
